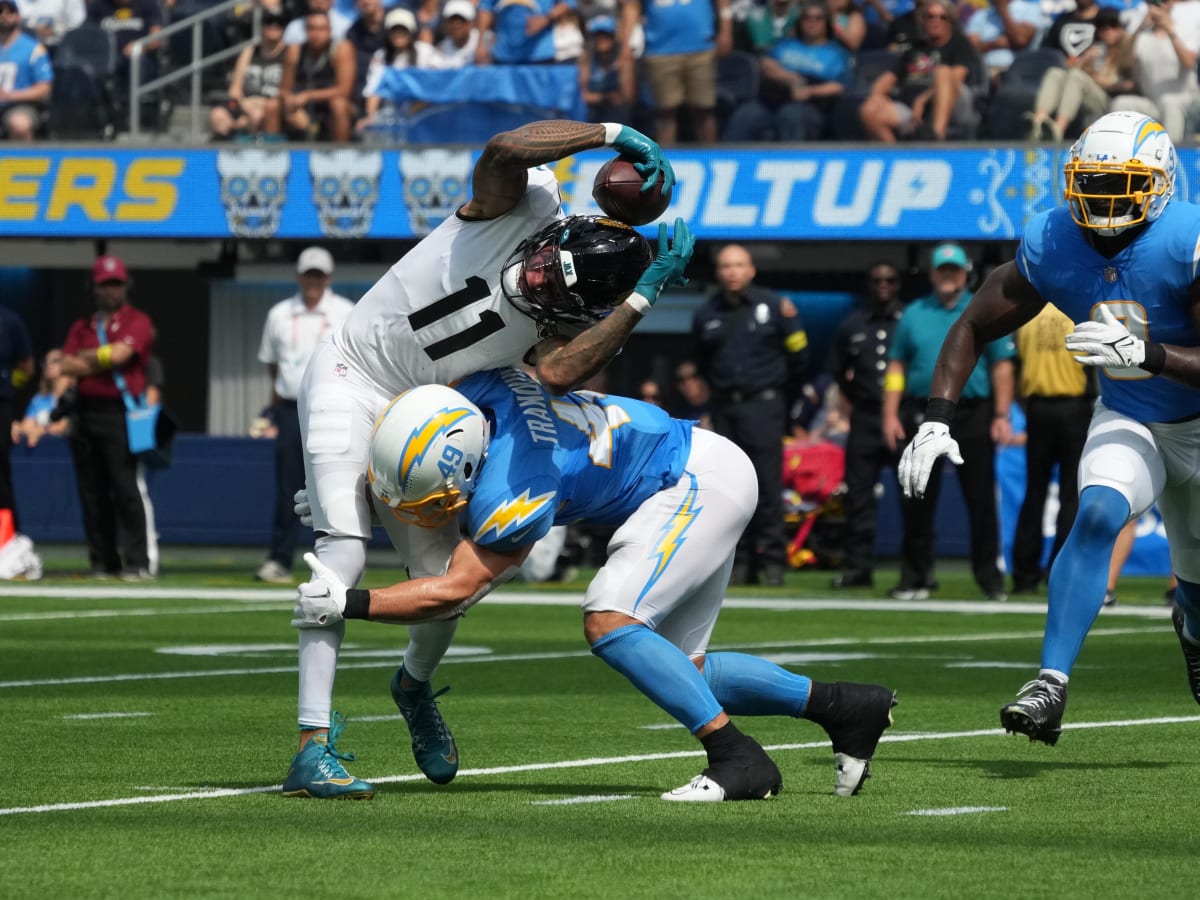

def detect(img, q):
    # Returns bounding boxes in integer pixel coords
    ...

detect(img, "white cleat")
[834,753,871,797]
[661,774,727,802]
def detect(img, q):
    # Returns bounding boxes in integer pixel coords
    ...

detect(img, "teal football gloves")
[611,125,676,195]
[633,218,695,306]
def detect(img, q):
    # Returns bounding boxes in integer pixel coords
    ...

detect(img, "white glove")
[291,552,347,628]
[898,421,964,499]
[293,488,313,527]
[1065,305,1145,369]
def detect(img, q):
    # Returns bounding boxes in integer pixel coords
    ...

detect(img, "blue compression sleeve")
[591,624,723,734]
[1043,485,1131,675]
[702,652,812,717]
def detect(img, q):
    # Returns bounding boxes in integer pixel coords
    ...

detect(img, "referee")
[1011,304,1093,594]
[882,244,1015,602]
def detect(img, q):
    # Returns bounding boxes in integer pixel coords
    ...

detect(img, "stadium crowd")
[4,0,1200,142]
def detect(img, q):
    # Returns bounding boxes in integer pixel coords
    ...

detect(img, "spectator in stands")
[554,7,585,61]
[743,0,799,54]
[830,0,867,52]
[1025,8,1133,141]
[1109,0,1200,142]
[670,359,713,430]
[13,349,70,448]
[357,7,435,134]
[59,255,157,581]
[858,0,980,141]
[284,0,352,45]
[432,0,480,68]
[723,1,850,141]
[280,9,357,142]
[638,377,664,406]
[475,0,574,64]
[861,0,914,44]
[0,0,53,140]
[965,0,1046,87]
[1041,0,1103,61]
[17,0,85,54]
[87,0,164,110]
[255,247,354,585]
[882,243,1013,602]
[345,0,387,61]
[578,14,632,122]
[208,8,287,140]
[617,0,733,145]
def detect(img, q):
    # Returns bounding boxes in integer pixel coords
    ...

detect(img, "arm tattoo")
[483,120,607,173]
[535,305,642,394]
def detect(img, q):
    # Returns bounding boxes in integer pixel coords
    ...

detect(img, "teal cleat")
[391,667,459,785]
[282,712,376,800]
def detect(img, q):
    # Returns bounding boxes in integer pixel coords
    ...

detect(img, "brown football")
[592,156,671,226]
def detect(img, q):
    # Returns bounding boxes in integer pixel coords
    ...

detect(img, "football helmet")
[367,384,490,528]
[501,215,653,328]
[1064,111,1176,236]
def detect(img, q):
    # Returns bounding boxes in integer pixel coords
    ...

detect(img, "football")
[592,156,671,226]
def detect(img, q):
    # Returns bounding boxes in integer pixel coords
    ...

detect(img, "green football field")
[3,549,1196,900]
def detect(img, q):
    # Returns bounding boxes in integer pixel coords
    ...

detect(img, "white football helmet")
[1064,111,1176,236]
[367,384,490,528]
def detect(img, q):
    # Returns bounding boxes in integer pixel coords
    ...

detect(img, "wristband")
[1141,341,1166,375]
[719,6,733,19]
[96,345,113,368]
[924,396,957,425]
[883,371,905,392]
[601,122,622,146]
[993,410,1010,420]
[624,292,652,316]
[344,588,371,620]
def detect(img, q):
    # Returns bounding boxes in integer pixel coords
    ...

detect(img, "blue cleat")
[391,667,459,785]
[282,712,376,800]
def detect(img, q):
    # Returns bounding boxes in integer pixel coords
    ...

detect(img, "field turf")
[2,548,1195,899]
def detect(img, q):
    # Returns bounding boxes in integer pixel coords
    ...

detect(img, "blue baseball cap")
[931,242,970,270]
[588,15,616,34]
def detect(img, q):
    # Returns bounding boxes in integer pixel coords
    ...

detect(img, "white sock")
[1039,668,1069,685]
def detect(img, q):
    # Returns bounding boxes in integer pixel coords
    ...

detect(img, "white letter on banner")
[702,161,758,226]
[667,160,705,223]
[876,161,952,226]
[813,161,881,227]
[754,160,817,227]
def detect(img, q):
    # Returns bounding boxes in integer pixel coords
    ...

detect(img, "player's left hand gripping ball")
[898,422,963,499]
[291,552,348,628]
[1065,305,1145,368]
[611,125,676,196]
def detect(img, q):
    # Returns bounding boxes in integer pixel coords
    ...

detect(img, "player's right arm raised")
[461,119,675,220]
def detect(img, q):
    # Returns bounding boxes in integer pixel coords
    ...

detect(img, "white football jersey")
[333,166,564,397]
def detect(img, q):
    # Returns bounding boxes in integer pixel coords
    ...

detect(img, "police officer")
[827,262,904,589]
[882,243,1015,602]
[692,243,809,587]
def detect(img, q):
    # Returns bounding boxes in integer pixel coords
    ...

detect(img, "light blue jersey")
[0,33,53,92]
[1016,203,1200,424]
[456,368,693,553]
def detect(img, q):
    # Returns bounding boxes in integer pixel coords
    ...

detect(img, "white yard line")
[0,627,1163,690]
[904,806,1009,817]
[3,715,1197,817]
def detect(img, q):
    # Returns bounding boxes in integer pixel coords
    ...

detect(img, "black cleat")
[1171,603,1200,705]
[814,682,898,796]
[1000,674,1067,745]
[662,735,782,802]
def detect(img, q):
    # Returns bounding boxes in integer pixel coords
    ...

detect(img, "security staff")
[827,262,904,589]
[882,243,1015,602]
[60,255,157,580]
[692,243,809,587]
[1011,304,1093,594]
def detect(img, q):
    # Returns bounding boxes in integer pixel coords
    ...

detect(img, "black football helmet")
[501,215,653,328]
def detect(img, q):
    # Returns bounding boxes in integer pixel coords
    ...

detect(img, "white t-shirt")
[1133,0,1200,100]
[433,30,480,68]
[259,289,356,399]
[17,0,85,45]
[332,166,564,398]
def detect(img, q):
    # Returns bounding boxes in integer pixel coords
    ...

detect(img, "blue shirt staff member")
[883,242,1015,603]
[692,243,809,588]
